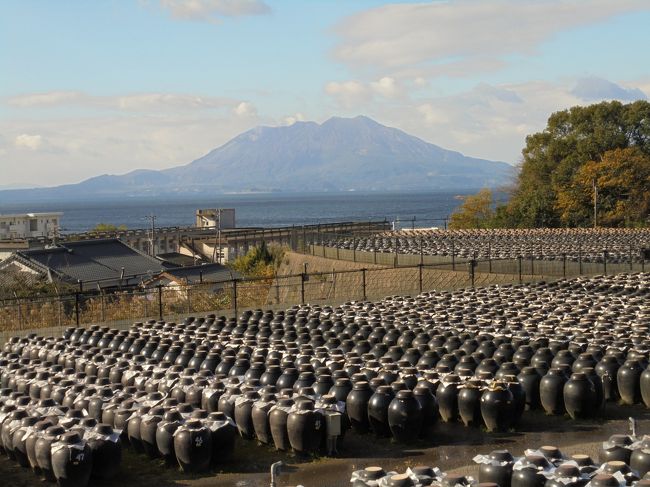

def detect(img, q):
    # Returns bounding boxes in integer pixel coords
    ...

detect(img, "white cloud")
[158,0,270,23]
[571,77,647,101]
[116,93,230,111]
[324,76,403,106]
[8,91,87,107]
[6,91,238,113]
[417,104,449,125]
[233,101,257,117]
[324,76,648,165]
[334,0,650,77]
[370,77,400,97]
[324,80,369,107]
[2,91,263,186]
[283,112,305,125]
[1,114,261,186]
[14,134,43,150]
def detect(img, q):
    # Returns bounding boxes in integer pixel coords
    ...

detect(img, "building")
[196,209,236,229]
[143,262,241,290]
[0,238,168,291]
[0,212,62,240]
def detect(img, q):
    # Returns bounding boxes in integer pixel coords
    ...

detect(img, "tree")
[556,147,650,227]
[449,189,495,229]
[230,241,285,278]
[92,223,127,232]
[504,100,650,227]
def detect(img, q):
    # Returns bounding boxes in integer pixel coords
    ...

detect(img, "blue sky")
[2,0,650,187]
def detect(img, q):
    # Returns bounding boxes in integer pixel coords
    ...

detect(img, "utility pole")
[593,179,598,228]
[145,214,156,256]
[212,208,223,264]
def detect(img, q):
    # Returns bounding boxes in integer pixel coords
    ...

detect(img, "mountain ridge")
[0,115,516,202]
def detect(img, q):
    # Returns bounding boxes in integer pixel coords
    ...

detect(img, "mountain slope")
[0,116,516,200]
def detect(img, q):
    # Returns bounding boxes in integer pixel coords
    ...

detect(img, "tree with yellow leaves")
[449,189,496,229]
[556,147,650,227]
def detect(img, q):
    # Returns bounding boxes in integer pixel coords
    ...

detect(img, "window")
[29,219,38,231]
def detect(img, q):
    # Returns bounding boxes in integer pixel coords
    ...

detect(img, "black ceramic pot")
[478,450,514,487]
[368,385,394,438]
[563,372,596,419]
[269,398,294,451]
[480,383,514,432]
[346,381,374,434]
[287,399,325,455]
[458,380,483,428]
[540,368,567,415]
[387,390,423,443]
[51,432,93,487]
[173,419,213,473]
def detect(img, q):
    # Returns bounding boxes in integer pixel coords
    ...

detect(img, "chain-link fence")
[307,244,648,274]
[3,242,645,344]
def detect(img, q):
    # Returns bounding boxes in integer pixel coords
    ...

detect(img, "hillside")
[0,116,515,201]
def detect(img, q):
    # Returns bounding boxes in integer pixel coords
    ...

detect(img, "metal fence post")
[233,279,238,318]
[579,246,583,275]
[562,253,567,278]
[374,238,377,265]
[353,237,356,262]
[603,249,608,275]
[158,285,163,321]
[518,256,522,285]
[361,268,367,301]
[530,255,534,277]
[300,272,306,304]
[17,297,23,330]
[488,242,492,273]
[420,237,424,266]
[629,245,633,271]
[451,240,456,271]
[418,264,423,294]
[75,292,80,326]
[394,237,398,267]
[469,259,476,288]
[100,291,105,322]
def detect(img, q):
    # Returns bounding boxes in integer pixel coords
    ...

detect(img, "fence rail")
[2,244,645,344]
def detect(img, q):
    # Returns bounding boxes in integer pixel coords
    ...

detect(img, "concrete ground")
[2,402,650,487]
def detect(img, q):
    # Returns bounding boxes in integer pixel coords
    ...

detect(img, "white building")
[195,208,236,229]
[0,212,63,240]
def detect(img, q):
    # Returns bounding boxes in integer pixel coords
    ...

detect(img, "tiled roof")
[16,238,166,290]
[161,263,241,284]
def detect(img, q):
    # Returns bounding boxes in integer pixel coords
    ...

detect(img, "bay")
[0,191,475,233]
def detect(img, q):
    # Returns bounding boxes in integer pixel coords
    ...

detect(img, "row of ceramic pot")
[2,273,650,458]
[351,429,650,487]
[0,403,122,487]
[321,227,650,262]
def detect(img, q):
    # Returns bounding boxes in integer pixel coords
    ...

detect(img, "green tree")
[505,100,650,227]
[230,241,285,278]
[449,189,496,229]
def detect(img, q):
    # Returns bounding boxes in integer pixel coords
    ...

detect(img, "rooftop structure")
[0,238,168,291]
[0,212,63,240]
[196,208,236,229]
